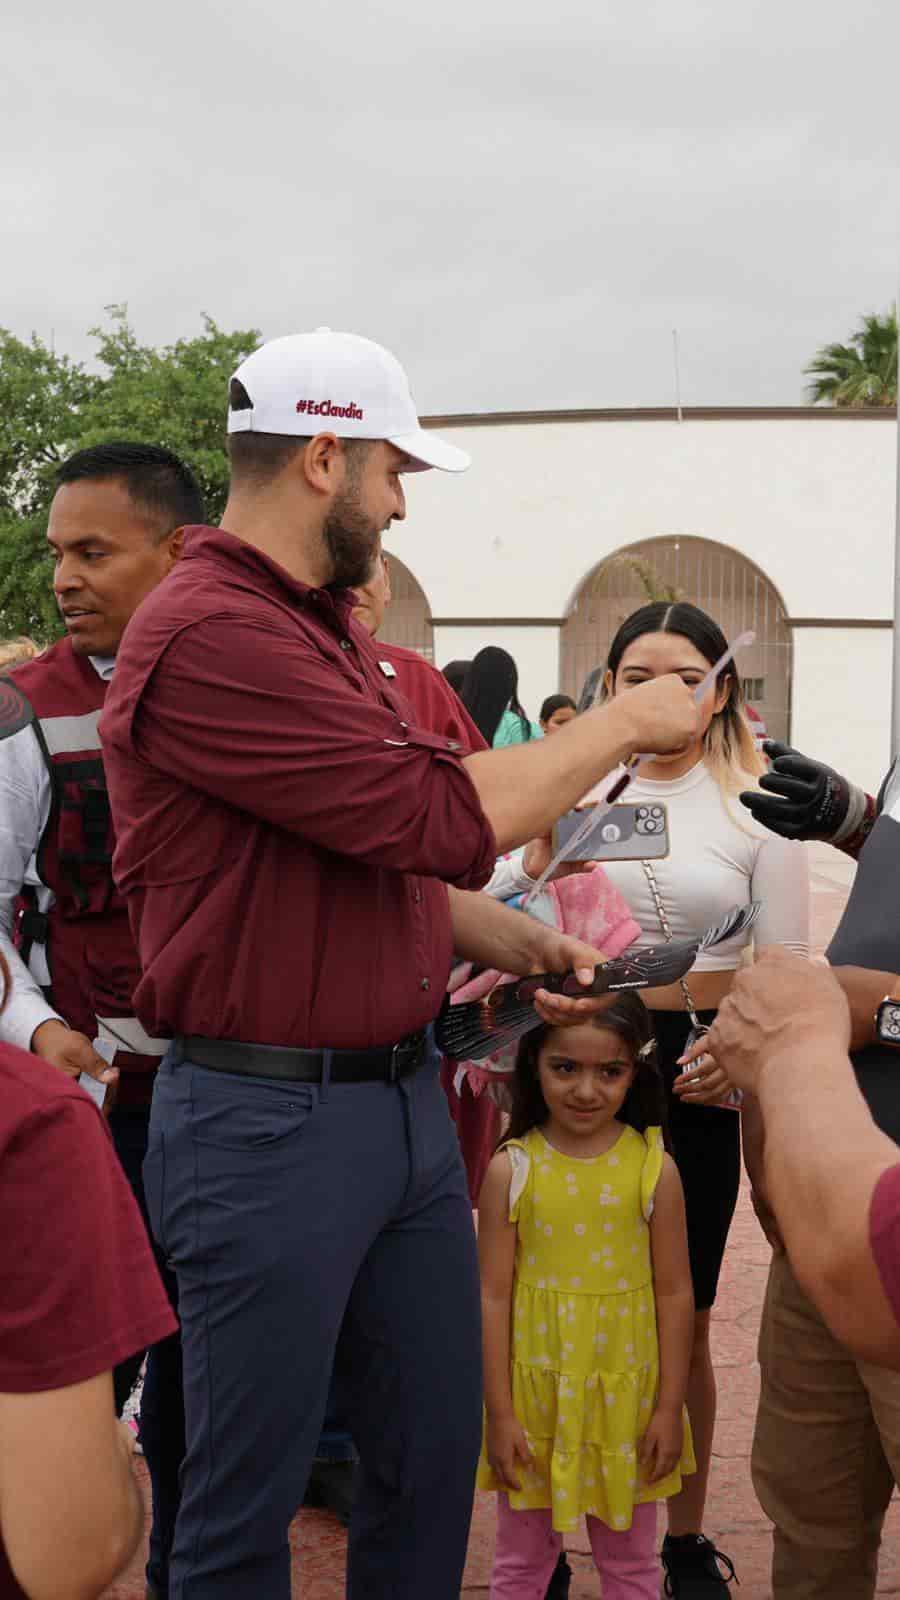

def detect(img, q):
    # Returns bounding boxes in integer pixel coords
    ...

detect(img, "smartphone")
[552,802,669,862]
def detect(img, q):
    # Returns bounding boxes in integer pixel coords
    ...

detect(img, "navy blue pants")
[143,1040,482,1599]
[110,1107,185,1598]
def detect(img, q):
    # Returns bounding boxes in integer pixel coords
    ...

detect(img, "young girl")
[477,996,695,1599]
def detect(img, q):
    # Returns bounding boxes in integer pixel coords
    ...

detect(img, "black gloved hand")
[739,740,858,842]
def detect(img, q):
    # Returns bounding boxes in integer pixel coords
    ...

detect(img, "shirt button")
[340,639,353,651]
[420,978,431,991]
[413,886,422,903]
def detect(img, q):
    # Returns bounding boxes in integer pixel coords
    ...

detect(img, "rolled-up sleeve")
[132,617,496,889]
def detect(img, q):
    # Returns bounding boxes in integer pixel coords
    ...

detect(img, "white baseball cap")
[227,327,470,474]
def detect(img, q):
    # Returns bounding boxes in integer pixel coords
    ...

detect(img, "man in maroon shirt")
[0,1036,176,1599]
[100,327,699,1600]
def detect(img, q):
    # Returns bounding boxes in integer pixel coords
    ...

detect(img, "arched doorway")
[380,554,433,660]
[560,535,792,742]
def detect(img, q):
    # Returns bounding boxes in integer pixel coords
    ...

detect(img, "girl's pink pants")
[490,1493,659,1599]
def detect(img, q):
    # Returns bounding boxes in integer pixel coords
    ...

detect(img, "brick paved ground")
[108,843,900,1596]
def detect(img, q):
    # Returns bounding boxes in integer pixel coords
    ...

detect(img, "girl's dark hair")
[501,994,668,1148]
[540,693,576,723]
[442,659,471,695]
[461,646,532,745]
[605,601,727,682]
[602,601,763,785]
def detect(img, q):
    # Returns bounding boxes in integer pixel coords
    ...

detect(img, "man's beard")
[322,484,382,589]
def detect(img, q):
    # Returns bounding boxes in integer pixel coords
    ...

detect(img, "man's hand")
[740,741,871,849]
[31,1019,119,1090]
[611,673,701,757]
[678,950,850,1094]
[485,1411,534,1492]
[528,930,621,1027]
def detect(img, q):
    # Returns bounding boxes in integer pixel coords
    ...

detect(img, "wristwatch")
[875,984,900,1047]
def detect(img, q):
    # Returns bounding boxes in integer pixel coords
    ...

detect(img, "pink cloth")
[490,1494,658,1599]
[449,866,641,1094]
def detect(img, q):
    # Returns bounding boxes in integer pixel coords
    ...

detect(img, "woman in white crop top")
[596,601,809,1594]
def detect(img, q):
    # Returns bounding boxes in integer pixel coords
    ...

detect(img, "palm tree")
[805,307,897,406]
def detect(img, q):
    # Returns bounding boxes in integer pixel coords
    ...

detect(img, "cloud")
[3,0,898,409]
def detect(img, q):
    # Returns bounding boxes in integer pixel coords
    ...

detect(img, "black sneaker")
[661,1533,737,1595]
[545,1552,572,1598]
[302,1459,358,1527]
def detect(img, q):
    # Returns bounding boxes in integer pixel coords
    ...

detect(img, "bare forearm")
[3,1411,143,1600]
[482,1295,515,1418]
[654,1287,694,1414]
[448,886,545,973]
[463,701,634,852]
[757,1047,900,1362]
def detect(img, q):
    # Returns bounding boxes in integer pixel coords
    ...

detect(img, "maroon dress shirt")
[100,527,496,1050]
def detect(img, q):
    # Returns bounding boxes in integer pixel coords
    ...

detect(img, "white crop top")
[599,762,809,971]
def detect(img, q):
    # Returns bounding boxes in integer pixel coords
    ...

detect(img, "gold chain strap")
[640,860,703,1031]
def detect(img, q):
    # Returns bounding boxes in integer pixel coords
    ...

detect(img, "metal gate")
[559,535,792,742]
[379,555,433,660]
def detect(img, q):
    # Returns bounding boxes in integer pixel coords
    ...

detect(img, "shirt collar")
[181,524,357,629]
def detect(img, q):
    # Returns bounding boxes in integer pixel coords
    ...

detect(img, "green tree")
[805,307,898,407]
[0,331,98,639]
[0,309,260,640]
[79,306,260,520]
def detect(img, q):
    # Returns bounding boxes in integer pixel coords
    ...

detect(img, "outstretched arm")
[683,950,900,1366]
[478,1153,533,1491]
[463,674,700,851]
[642,1155,693,1483]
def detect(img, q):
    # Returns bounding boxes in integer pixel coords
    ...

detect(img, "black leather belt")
[179,1030,428,1084]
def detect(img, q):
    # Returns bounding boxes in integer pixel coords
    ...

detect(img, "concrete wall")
[791,627,893,797]
[384,412,896,784]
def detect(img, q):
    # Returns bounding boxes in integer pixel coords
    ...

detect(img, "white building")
[382,406,897,795]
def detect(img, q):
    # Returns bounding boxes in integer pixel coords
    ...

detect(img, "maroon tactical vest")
[5,639,163,1107]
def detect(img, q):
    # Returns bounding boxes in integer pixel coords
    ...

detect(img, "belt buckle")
[389,1034,419,1083]
[388,1041,404,1084]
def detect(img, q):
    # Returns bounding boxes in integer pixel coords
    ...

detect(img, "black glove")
[740,740,860,842]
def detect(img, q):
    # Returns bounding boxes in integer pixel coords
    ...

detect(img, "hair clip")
[637,1039,656,1059]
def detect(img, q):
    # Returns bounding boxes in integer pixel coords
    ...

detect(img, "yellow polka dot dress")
[477,1124,695,1533]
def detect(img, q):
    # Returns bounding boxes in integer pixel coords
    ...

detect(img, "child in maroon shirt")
[0,1048,175,1598]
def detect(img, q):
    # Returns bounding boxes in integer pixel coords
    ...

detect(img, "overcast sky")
[4,0,898,414]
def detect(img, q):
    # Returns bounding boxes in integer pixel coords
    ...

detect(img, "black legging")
[650,1009,741,1312]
